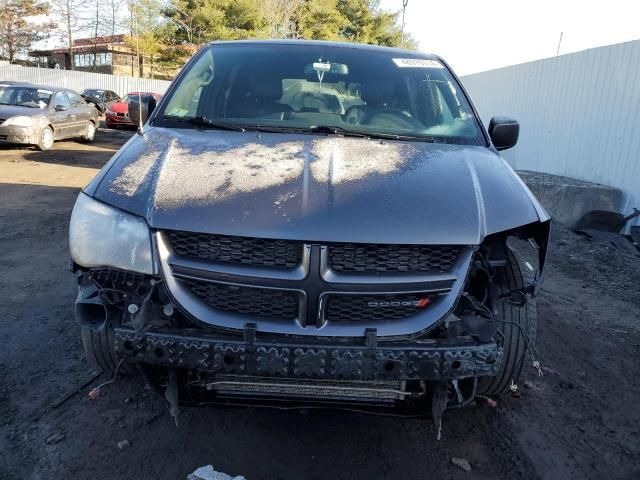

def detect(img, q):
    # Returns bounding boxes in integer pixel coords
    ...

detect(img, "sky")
[379,0,640,75]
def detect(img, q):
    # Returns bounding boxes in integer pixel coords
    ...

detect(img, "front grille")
[168,231,303,269]
[328,243,459,273]
[324,293,433,322]
[181,278,299,320]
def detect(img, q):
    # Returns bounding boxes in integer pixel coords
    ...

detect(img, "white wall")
[461,40,640,223]
[0,65,171,96]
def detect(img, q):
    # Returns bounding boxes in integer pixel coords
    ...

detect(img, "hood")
[0,105,49,118]
[87,127,547,245]
[81,93,104,103]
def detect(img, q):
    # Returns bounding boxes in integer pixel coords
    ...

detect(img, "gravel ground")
[1,131,639,480]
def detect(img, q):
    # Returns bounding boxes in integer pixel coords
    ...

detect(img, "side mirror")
[55,104,67,112]
[488,116,519,151]
[128,94,157,126]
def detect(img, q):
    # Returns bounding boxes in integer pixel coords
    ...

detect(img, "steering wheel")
[365,107,423,129]
[343,105,368,125]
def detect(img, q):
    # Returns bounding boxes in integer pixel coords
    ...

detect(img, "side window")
[67,91,85,107]
[54,91,71,110]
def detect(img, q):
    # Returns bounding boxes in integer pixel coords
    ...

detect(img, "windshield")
[82,89,105,100]
[160,43,484,144]
[0,86,52,109]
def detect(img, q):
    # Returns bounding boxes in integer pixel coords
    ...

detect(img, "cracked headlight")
[2,116,34,127]
[69,193,155,274]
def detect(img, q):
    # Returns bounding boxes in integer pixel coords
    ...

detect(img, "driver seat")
[236,76,293,119]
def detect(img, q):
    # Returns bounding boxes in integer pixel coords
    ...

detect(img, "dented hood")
[87,127,547,245]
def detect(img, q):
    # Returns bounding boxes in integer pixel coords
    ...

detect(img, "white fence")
[0,64,172,96]
[461,39,640,223]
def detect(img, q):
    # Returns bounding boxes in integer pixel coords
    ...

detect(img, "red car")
[105,92,161,129]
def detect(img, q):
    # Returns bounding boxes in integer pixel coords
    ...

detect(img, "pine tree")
[0,0,55,62]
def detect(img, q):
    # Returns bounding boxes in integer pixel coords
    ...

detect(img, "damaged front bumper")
[114,326,502,383]
[0,125,39,145]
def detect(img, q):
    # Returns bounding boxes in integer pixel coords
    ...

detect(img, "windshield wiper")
[309,125,370,138]
[163,115,247,132]
[309,125,436,142]
[189,116,246,132]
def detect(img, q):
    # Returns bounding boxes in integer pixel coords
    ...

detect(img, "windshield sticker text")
[393,58,444,69]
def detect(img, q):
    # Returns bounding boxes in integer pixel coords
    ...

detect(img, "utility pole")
[556,32,563,56]
[401,0,408,46]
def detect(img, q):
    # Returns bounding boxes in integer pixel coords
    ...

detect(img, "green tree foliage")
[154,0,414,73]
[162,0,266,45]
[294,0,347,41]
[337,0,409,47]
[0,0,54,62]
[160,0,409,46]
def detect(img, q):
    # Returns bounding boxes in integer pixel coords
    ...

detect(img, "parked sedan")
[105,92,161,129]
[0,83,98,150]
[80,89,121,115]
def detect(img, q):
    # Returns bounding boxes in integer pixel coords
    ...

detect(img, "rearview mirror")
[55,104,67,112]
[128,94,157,126]
[304,62,349,77]
[488,116,519,151]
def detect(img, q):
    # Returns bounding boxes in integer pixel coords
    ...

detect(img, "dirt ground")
[1,129,639,480]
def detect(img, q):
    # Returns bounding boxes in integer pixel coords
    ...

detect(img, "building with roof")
[29,35,154,78]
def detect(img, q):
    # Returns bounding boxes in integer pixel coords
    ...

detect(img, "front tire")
[81,121,96,143]
[35,126,54,151]
[80,326,122,376]
[478,251,538,396]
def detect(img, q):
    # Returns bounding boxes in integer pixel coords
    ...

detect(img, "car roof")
[2,83,67,92]
[206,39,439,59]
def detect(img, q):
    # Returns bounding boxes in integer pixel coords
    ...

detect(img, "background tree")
[0,0,55,63]
[293,0,346,40]
[163,0,266,44]
[336,0,413,47]
[261,0,303,39]
[106,0,122,36]
[51,0,85,70]
[126,0,167,77]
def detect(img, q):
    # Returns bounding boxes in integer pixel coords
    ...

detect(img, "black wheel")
[478,250,538,396]
[35,126,54,151]
[80,326,123,376]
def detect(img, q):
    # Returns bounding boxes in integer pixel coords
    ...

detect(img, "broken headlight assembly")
[69,192,155,274]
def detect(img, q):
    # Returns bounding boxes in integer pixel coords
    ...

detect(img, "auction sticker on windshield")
[392,58,444,68]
